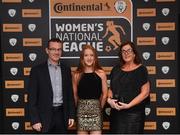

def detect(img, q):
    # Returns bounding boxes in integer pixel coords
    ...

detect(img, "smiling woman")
[107,41,150,134]
[72,45,108,135]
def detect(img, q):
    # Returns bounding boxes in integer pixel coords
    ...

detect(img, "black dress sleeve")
[139,65,149,86]
[110,65,119,90]
[139,65,150,105]
[109,67,114,90]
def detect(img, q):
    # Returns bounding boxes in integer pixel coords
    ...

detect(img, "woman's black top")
[110,64,149,112]
[77,72,102,99]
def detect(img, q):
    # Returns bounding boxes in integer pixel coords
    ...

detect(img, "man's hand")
[68,119,74,128]
[32,123,42,132]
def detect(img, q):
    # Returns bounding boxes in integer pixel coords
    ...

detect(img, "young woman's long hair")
[118,41,142,68]
[76,45,102,73]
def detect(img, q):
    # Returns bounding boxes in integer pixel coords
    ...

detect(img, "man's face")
[46,41,62,64]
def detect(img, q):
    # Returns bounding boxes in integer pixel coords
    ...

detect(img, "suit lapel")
[43,62,53,94]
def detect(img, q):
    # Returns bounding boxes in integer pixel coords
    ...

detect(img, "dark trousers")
[48,106,67,134]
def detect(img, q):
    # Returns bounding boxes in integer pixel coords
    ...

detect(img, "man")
[28,38,75,133]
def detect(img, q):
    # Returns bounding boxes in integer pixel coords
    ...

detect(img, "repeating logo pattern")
[10,67,18,76]
[161,37,170,45]
[162,122,170,130]
[11,94,19,102]
[28,24,36,32]
[162,8,170,16]
[1,0,178,133]
[162,93,170,102]
[105,107,111,116]
[142,52,150,60]
[29,53,37,61]
[145,107,151,116]
[161,66,170,74]
[8,9,16,17]
[143,23,150,31]
[9,38,17,46]
[12,122,19,130]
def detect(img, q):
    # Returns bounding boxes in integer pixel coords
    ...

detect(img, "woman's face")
[121,44,135,63]
[83,48,95,67]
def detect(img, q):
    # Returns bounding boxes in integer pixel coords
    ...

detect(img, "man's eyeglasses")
[48,48,62,53]
[121,48,133,54]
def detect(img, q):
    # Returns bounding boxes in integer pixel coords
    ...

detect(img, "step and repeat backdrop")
[0,0,179,133]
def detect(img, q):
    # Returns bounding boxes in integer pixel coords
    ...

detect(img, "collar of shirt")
[47,59,60,68]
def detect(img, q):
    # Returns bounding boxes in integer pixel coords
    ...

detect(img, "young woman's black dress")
[77,72,102,131]
[109,65,149,134]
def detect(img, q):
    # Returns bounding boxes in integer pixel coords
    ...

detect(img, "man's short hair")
[47,38,62,48]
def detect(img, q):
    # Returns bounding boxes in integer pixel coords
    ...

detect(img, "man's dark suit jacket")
[28,61,75,132]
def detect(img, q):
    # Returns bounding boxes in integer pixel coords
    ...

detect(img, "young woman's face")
[121,44,135,63]
[83,48,95,67]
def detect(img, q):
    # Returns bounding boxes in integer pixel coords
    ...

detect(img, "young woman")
[72,45,108,135]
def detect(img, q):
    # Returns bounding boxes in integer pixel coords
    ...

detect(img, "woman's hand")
[107,98,121,110]
[117,102,130,110]
[108,98,131,111]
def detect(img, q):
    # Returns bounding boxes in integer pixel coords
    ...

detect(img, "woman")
[107,41,150,133]
[72,45,108,134]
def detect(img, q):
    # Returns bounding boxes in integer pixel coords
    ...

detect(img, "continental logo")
[6,108,25,116]
[23,38,42,46]
[137,8,156,17]
[5,80,24,89]
[144,121,157,130]
[102,67,113,75]
[2,0,21,3]
[156,52,175,60]
[156,108,176,116]
[54,2,104,13]
[25,122,33,130]
[156,0,175,2]
[24,94,28,103]
[3,24,22,32]
[4,53,23,62]
[24,67,31,76]
[156,79,175,87]
[50,0,132,21]
[150,93,156,102]
[156,22,175,31]
[146,66,156,75]
[22,9,42,17]
[137,37,156,45]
